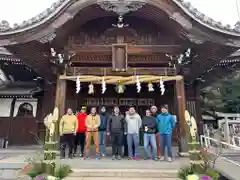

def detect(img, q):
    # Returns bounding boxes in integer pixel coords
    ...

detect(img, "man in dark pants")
[73,106,87,157]
[59,108,78,159]
[107,106,126,160]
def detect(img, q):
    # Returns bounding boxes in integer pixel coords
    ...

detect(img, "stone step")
[68,169,178,178]
[65,178,179,180]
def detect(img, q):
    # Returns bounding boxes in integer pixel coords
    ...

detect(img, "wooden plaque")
[112,44,128,71]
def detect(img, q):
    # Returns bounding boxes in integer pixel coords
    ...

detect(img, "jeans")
[127,133,139,157]
[159,134,173,158]
[144,133,157,158]
[99,131,106,155]
[111,132,123,156]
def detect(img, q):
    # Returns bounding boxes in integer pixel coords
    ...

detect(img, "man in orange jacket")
[74,106,87,157]
[84,107,101,159]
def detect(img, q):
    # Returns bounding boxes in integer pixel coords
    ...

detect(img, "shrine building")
[1,0,240,151]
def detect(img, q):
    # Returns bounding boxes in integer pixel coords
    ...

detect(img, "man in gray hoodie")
[125,107,142,160]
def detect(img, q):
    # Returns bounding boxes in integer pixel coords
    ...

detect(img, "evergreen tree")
[201,71,240,113]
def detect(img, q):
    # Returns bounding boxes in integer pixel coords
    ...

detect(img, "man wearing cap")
[74,106,87,157]
[156,104,176,162]
[150,106,161,158]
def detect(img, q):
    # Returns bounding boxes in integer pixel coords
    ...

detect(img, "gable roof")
[0,0,240,36]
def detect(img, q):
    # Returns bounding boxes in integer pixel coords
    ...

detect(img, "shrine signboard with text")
[85,98,155,106]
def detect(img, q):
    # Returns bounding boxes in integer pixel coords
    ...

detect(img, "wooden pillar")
[55,77,67,118]
[53,77,67,139]
[175,77,188,155]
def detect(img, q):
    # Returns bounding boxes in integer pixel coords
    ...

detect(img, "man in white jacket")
[125,107,142,160]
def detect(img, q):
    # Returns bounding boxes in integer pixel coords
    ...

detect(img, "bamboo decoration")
[43,107,59,175]
[185,110,204,171]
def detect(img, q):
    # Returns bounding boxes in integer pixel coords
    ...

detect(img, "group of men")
[59,104,176,162]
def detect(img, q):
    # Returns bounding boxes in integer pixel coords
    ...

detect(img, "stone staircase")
[65,169,179,180]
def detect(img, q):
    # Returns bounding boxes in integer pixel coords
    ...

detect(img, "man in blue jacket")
[156,104,176,162]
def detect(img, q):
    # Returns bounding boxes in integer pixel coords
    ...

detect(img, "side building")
[0,47,44,145]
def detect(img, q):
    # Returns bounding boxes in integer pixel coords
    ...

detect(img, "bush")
[54,165,73,179]
[21,158,72,180]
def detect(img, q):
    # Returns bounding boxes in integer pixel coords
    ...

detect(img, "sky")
[0,0,239,27]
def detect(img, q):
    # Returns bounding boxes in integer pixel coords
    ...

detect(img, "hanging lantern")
[116,81,125,94]
[148,82,154,92]
[76,76,81,94]
[50,48,56,57]
[159,77,165,95]
[101,77,106,94]
[88,83,94,94]
[136,75,141,93]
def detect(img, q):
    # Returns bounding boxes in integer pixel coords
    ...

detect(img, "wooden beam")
[66,45,183,55]
[66,67,177,76]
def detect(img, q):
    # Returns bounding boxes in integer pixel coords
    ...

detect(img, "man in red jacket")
[73,106,87,157]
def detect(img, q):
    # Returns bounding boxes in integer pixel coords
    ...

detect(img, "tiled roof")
[0,0,239,35]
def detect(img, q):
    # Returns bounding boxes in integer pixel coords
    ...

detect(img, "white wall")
[0,98,13,117]
[13,98,38,117]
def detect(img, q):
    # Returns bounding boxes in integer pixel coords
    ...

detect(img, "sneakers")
[128,157,133,160]
[152,157,158,161]
[84,156,90,160]
[112,155,116,160]
[134,157,140,161]
[116,155,121,160]
[167,157,172,162]
[159,156,164,161]
[144,157,151,160]
[96,154,101,159]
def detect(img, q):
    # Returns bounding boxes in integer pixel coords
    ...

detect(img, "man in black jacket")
[99,106,107,157]
[142,109,158,160]
[107,106,126,160]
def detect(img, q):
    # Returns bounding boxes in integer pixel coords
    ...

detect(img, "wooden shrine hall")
[1,0,240,150]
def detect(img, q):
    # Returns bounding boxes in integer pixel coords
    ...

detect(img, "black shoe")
[60,156,65,159]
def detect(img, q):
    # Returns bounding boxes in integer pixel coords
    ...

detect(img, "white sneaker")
[159,157,164,161]
[102,154,105,157]
[167,157,172,162]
